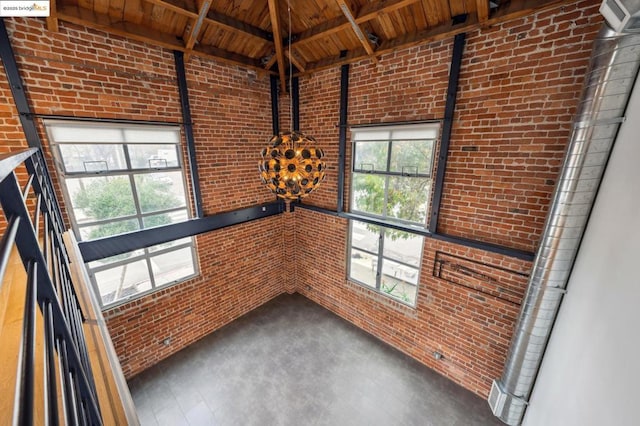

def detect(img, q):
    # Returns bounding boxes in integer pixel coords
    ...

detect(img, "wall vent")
[601,0,640,32]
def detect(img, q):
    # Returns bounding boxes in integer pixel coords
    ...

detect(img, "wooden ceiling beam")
[47,0,59,32]
[476,0,490,22]
[56,5,272,74]
[285,50,306,72]
[335,0,378,64]
[267,0,287,92]
[263,54,277,70]
[185,0,212,50]
[293,0,420,47]
[301,0,572,75]
[146,0,271,42]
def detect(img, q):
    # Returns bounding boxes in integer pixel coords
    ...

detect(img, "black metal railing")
[0,148,102,425]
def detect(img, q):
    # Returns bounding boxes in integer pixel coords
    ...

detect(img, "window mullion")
[127,174,143,224]
[145,250,156,289]
[57,174,83,240]
[376,228,385,291]
[121,129,133,169]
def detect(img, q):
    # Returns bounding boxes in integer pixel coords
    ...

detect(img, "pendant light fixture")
[259,0,327,201]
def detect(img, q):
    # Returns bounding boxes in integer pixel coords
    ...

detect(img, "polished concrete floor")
[129,293,502,426]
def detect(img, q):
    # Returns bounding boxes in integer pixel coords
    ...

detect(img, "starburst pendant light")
[259,0,327,201]
[259,132,326,200]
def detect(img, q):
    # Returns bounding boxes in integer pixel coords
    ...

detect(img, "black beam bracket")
[174,50,204,218]
[270,75,280,135]
[79,201,285,262]
[292,76,300,132]
[429,32,466,233]
[0,19,42,150]
[295,203,534,261]
[0,19,64,226]
[337,61,350,213]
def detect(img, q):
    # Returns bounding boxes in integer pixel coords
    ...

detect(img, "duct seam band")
[543,287,567,294]
[573,117,626,127]
[494,381,529,405]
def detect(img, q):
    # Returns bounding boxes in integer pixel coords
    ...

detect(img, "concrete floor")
[129,293,502,426]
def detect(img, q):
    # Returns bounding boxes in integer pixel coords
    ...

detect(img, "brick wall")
[443,2,602,251]
[295,1,602,397]
[0,61,25,154]
[1,17,285,378]
[0,59,32,232]
[185,57,275,214]
[104,217,286,377]
[0,0,603,399]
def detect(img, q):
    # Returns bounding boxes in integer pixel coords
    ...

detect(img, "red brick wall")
[295,1,602,397]
[0,60,25,154]
[1,17,284,378]
[185,58,275,213]
[295,209,531,396]
[0,60,29,232]
[104,217,286,377]
[0,0,603,398]
[443,2,602,251]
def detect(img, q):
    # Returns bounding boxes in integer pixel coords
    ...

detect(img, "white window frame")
[347,123,439,306]
[45,120,199,308]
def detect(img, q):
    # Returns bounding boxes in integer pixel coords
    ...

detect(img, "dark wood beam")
[206,9,272,41]
[336,0,378,64]
[267,0,287,92]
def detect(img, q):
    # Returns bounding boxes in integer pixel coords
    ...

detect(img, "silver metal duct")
[488,25,640,425]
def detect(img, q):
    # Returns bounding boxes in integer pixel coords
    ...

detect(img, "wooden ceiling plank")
[185,0,212,50]
[124,0,145,23]
[109,0,126,18]
[335,0,378,64]
[47,0,59,32]
[302,0,571,74]
[267,0,287,92]
[294,0,421,47]
[357,0,422,22]
[476,0,490,22]
[56,4,274,74]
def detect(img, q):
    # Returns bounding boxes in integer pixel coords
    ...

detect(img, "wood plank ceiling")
[49,0,574,90]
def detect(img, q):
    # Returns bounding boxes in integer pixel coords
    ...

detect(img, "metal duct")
[488,25,640,425]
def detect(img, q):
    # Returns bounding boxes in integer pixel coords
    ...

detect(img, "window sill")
[345,279,419,319]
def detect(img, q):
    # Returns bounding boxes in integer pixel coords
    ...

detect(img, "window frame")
[45,120,199,308]
[350,123,438,227]
[347,123,438,307]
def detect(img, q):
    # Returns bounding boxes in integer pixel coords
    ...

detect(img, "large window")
[46,121,198,307]
[347,124,438,306]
